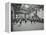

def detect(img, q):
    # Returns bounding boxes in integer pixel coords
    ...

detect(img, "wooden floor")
[12,21,44,31]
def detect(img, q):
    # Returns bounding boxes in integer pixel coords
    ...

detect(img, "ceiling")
[11,4,44,14]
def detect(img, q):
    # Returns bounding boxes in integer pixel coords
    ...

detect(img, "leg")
[25,20,27,24]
